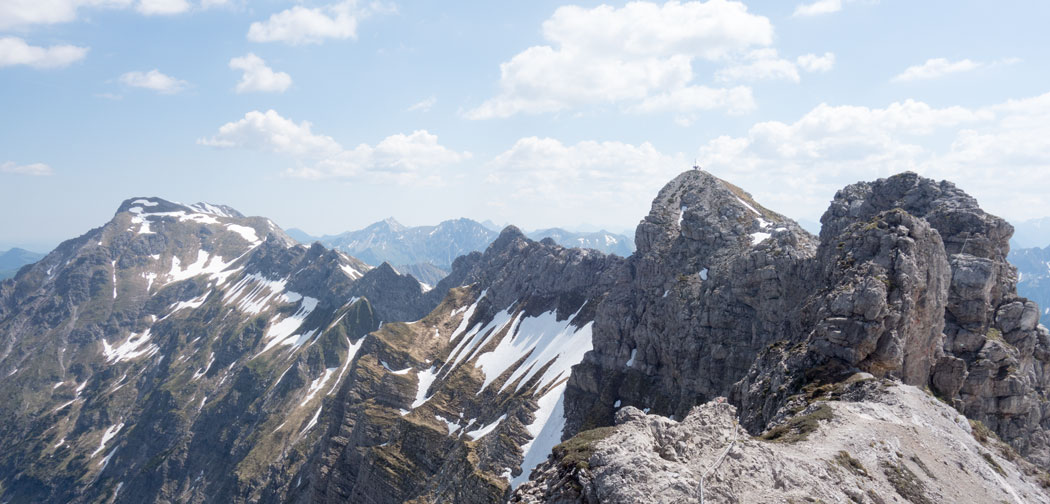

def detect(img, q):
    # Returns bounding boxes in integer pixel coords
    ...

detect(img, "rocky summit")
[2,172,1050,504]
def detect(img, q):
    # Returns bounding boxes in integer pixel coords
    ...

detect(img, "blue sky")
[2,0,1049,251]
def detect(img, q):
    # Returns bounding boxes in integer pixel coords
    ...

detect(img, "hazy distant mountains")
[0,248,45,279]
[288,217,634,285]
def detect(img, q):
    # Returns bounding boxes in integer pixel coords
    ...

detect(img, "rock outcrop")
[565,170,1050,469]
[515,380,1050,503]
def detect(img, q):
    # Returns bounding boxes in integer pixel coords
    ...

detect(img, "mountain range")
[0,248,45,280]
[287,219,634,286]
[2,173,1050,503]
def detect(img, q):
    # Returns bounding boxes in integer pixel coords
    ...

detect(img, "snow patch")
[340,263,362,280]
[381,361,412,375]
[411,366,439,409]
[259,294,320,354]
[91,422,124,458]
[465,414,506,440]
[102,329,159,363]
[300,367,338,407]
[626,348,638,367]
[474,309,593,395]
[512,384,568,488]
[225,224,260,244]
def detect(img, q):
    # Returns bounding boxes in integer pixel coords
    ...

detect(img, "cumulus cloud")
[0,161,53,176]
[792,0,842,16]
[229,53,292,93]
[0,37,88,69]
[695,92,1050,223]
[485,137,685,226]
[199,109,470,183]
[465,0,773,120]
[0,0,218,27]
[716,50,836,84]
[716,49,801,83]
[247,0,393,45]
[136,0,190,15]
[119,69,189,94]
[0,0,130,29]
[891,58,981,83]
[797,52,835,72]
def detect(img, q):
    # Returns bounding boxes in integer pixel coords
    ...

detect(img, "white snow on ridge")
[474,309,593,395]
[300,367,337,407]
[340,264,362,280]
[328,336,364,396]
[512,384,568,488]
[381,361,412,375]
[169,250,237,284]
[102,329,159,363]
[410,366,439,409]
[436,414,461,435]
[225,224,260,244]
[260,294,320,354]
[189,202,233,217]
[751,231,771,245]
[131,199,158,207]
[168,290,211,316]
[626,348,637,367]
[465,414,506,440]
[444,308,516,373]
[91,422,124,458]
[191,352,216,381]
[734,196,762,216]
[223,273,289,314]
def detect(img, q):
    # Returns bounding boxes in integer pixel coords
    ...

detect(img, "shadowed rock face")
[564,170,1050,466]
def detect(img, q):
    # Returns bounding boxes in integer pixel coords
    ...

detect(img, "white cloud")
[485,137,685,226]
[407,95,436,112]
[466,0,773,120]
[792,0,841,17]
[0,0,131,29]
[797,52,835,72]
[119,69,189,94]
[247,0,392,45]
[695,92,1050,223]
[1,161,53,176]
[0,37,88,69]
[198,109,341,156]
[716,49,800,83]
[199,110,470,183]
[891,58,982,83]
[136,0,190,15]
[229,53,292,93]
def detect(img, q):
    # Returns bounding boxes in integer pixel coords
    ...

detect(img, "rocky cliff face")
[560,171,1050,471]
[565,171,818,434]
[0,198,432,503]
[515,379,1050,504]
[275,227,624,503]
[4,171,1050,504]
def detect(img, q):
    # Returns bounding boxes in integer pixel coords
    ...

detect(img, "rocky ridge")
[0,198,434,503]
[515,378,1050,503]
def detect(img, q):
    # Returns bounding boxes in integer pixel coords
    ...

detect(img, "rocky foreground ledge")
[515,376,1049,503]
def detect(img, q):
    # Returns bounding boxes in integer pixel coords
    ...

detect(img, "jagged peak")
[491,225,527,252]
[636,170,809,256]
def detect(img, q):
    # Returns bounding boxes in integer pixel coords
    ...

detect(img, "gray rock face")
[564,170,1050,467]
[515,382,1050,504]
[565,170,817,433]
